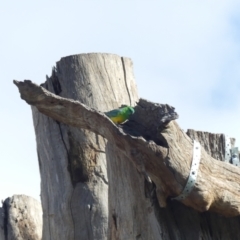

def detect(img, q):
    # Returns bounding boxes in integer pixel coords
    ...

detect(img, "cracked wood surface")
[13,53,240,240]
[14,77,240,218]
[0,195,42,240]
[15,53,163,240]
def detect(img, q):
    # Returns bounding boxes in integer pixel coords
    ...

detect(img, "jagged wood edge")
[14,80,240,217]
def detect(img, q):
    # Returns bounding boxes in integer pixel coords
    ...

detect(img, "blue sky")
[1,1,240,202]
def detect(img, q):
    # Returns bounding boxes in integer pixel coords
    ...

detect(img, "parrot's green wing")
[105,108,123,118]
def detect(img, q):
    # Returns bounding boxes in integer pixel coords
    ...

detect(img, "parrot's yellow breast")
[110,115,126,124]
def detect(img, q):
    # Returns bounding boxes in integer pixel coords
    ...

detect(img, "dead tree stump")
[31,53,162,239]
[0,195,42,240]
[14,53,240,240]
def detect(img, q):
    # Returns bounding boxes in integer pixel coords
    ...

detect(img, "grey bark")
[186,129,236,161]
[0,206,4,240]
[31,53,162,240]
[0,195,42,240]
[14,53,240,240]
[14,78,240,217]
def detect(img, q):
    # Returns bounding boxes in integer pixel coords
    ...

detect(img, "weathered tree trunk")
[0,195,42,240]
[14,53,240,240]
[30,53,162,240]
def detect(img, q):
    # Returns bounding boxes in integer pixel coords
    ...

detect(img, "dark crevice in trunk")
[121,57,132,106]
[50,67,62,95]
[3,200,8,240]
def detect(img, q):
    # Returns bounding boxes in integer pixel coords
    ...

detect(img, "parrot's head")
[127,106,135,116]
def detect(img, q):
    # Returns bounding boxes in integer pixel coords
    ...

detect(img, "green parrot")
[105,106,135,124]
